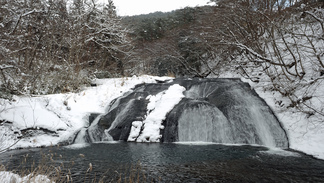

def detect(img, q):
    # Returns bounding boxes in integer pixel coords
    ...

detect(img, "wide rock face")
[82,78,289,148]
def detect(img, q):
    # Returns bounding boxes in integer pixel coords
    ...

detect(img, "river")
[1,143,324,182]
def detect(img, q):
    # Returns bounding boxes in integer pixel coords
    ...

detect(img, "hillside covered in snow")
[1,0,324,160]
[0,75,323,160]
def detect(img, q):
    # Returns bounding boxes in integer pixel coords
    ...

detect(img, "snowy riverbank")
[0,75,171,150]
[1,75,324,159]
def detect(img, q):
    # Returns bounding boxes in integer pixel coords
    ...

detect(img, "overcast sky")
[105,0,211,16]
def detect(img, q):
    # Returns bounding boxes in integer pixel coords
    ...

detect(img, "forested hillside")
[121,0,324,123]
[0,0,128,97]
[1,0,324,122]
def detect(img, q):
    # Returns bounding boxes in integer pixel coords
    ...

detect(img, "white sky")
[101,0,211,16]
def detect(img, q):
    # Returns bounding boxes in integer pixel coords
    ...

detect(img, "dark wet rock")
[76,78,289,148]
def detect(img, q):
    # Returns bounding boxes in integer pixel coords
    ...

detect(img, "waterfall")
[87,114,114,142]
[73,78,289,149]
[74,128,88,144]
[178,102,234,143]
[176,79,288,148]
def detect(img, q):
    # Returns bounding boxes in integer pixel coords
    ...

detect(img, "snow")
[0,171,53,183]
[128,84,186,142]
[0,64,15,70]
[1,97,67,130]
[1,74,324,161]
[216,62,324,159]
[237,77,324,160]
[209,72,324,160]
[214,10,324,159]
[0,75,172,149]
[127,121,143,142]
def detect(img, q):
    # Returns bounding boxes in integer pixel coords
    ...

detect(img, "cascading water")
[73,78,289,148]
[178,80,288,147]
[177,101,233,143]
[74,128,89,144]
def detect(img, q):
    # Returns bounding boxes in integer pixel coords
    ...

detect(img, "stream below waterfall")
[1,143,324,182]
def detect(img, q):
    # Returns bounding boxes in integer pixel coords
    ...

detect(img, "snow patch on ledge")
[128,84,186,142]
[0,75,173,150]
[0,171,53,183]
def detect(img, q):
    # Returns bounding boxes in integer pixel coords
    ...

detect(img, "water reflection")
[1,143,324,182]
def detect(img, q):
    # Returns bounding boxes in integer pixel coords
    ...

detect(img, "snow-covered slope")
[1,75,324,160]
[252,81,324,160]
[220,71,324,159]
[0,75,171,150]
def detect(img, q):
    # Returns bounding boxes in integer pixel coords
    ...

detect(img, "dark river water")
[1,143,324,182]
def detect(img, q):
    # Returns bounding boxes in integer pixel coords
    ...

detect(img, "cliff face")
[81,78,288,148]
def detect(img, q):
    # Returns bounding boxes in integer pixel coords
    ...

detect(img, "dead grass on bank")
[0,152,161,183]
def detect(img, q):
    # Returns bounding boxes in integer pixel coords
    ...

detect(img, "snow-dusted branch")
[0,138,20,154]
[9,9,44,35]
[0,64,16,70]
[304,11,324,31]
[231,42,294,67]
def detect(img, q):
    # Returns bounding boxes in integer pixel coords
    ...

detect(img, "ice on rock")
[128,121,143,142]
[129,84,186,142]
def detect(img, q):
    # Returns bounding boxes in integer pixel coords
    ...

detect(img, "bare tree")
[0,0,129,96]
[217,1,324,120]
